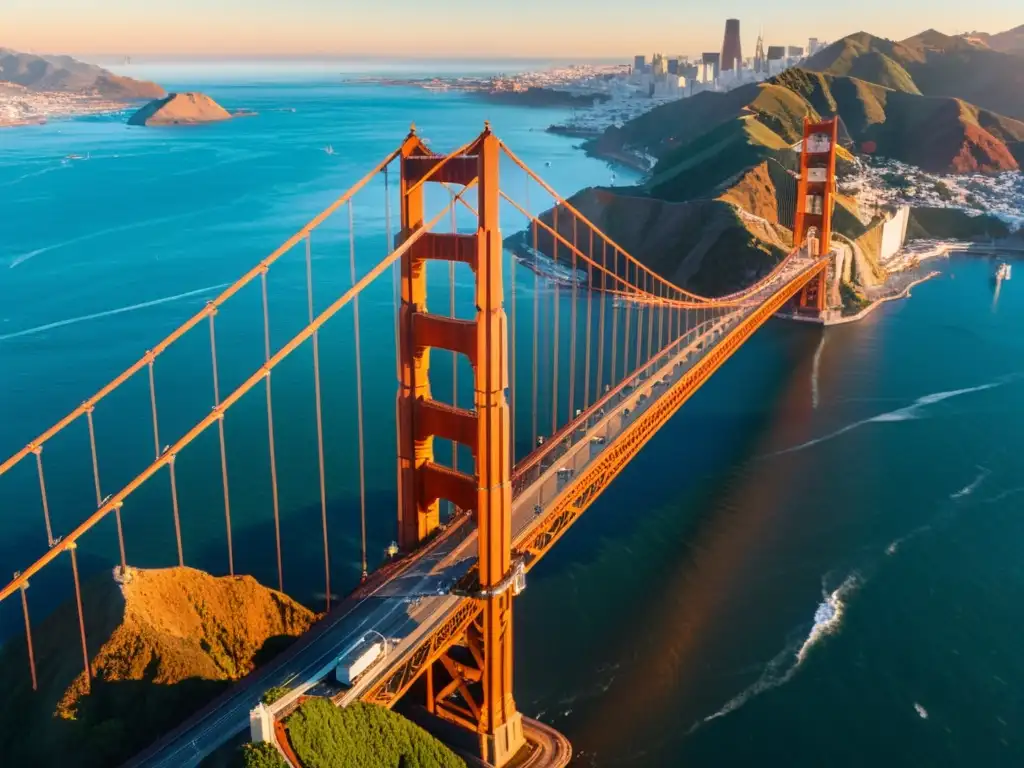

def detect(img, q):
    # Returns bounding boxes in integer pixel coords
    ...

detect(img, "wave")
[7,210,200,268]
[0,284,230,342]
[950,466,991,500]
[694,573,860,729]
[773,381,1009,456]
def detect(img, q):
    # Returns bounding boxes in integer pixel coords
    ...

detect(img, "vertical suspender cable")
[531,217,540,448]
[386,165,399,383]
[348,205,369,582]
[449,192,459,476]
[630,268,638,368]
[510,187,518,463]
[261,269,284,592]
[209,309,234,575]
[583,227,593,410]
[623,261,632,378]
[86,408,124,571]
[147,356,160,459]
[657,283,665,354]
[149,354,182,567]
[19,584,37,691]
[550,205,560,435]
[610,249,619,389]
[596,240,606,396]
[33,449,53,547]
[90,412,124,570]
[69,545,90,693]
[306,233,332,604]
[646,274,655,363]
[169,456,183,566]
[568,215,578,420]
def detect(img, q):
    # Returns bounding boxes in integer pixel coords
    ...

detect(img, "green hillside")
[635,67,1024,180]
[804,29,1024,120]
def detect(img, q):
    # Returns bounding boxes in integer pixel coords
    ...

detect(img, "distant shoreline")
[0,92,135,128]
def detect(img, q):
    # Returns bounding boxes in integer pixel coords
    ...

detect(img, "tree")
[240,742,288,768]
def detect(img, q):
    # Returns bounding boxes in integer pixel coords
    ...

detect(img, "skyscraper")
[721,18,743,71]
[754,29,766,73]
[634,54,647,74]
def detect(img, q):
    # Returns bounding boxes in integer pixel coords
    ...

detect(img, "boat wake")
[0,284,230,342]
[7,210,201,269]
[773,380,1011,457]
[811,334,826,410]
[692,573,860,730]
[950,466,991,500]
[886,523,932,556]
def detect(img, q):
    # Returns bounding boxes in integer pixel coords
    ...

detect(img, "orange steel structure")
[395,124,524,761]
[793,117,839,315]
[0,124,838,768]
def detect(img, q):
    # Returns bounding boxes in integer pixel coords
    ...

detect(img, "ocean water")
[3,65,1024,767]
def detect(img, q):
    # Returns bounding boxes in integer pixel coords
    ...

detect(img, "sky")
[2,0,1020,59]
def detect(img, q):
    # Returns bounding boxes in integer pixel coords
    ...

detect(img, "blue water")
[3,66,1024,766]
[1,69,634,608]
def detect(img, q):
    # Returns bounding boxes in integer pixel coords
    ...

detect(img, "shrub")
[286,699,465,768]
[261,686,290,705]
[240,742,288,768]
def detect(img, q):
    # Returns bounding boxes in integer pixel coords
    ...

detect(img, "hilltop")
[803,29,1024,120]
[0,48,163,99]
[0,566,315,768]
[128,92,234,126]
[589,67,1024,182]
[963,24,1024,57]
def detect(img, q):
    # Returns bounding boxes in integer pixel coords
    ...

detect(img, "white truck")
[335,636,385,687]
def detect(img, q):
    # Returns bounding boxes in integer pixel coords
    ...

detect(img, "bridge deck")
[126,254,825,768]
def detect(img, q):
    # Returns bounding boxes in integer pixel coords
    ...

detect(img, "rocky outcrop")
[128,92,232,126]
[0,566,315,768]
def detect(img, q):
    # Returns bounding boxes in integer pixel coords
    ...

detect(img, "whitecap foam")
[694,572,860,729]
[796,574,859,665]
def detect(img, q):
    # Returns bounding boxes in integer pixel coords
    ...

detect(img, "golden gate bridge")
[0,118,839,767]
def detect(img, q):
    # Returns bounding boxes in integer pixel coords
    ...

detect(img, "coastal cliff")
[128,92,233,126]
[0,566,314,768]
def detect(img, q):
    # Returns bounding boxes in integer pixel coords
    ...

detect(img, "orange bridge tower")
[395,124,525,765]
[793,116,838,316]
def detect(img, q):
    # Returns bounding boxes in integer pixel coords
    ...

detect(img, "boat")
[545,161,552,167]
[323,145,335,156]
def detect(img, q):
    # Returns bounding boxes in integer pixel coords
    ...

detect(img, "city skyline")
[1,0,1020,58]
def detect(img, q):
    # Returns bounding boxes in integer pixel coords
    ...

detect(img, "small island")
[128,91,233,126]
